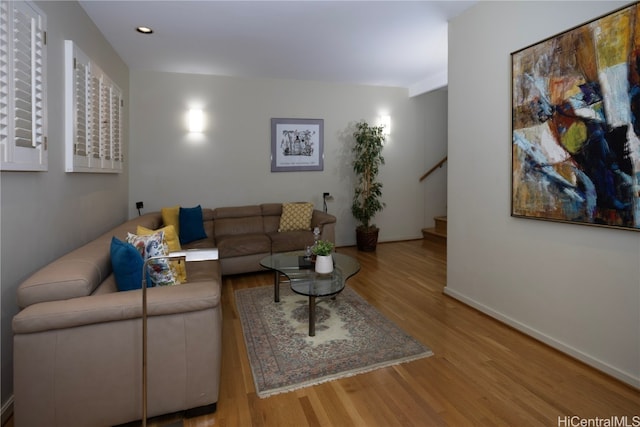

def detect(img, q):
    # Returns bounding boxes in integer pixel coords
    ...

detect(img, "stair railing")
[419,156,447,182]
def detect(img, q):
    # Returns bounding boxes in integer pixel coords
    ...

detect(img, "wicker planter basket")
[356,227,379,252]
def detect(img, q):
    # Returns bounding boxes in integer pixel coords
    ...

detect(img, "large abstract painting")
[512,3,640,231]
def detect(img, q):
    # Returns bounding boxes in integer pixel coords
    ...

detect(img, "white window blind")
[88,67,100,162]
[74,57,87,157]
[1,0,47,171]
[111,84,122,170]
[1,1,8,154]
[65,40,122,173]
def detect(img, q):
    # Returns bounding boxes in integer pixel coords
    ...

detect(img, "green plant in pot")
[351,120,386,251]
[312,240,334,256]
[312,240,334,274]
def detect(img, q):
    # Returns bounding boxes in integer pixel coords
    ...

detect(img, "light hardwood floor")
[5,239,639,426]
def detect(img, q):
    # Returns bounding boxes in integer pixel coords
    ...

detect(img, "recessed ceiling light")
[136,26,153,34]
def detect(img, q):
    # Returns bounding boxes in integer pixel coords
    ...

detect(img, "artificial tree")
[351,120,386,251]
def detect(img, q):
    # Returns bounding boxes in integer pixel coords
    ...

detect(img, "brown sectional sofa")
[12,203,335,427]
[210,203,336,275]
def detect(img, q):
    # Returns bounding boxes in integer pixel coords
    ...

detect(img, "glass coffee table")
[260,251,360,336]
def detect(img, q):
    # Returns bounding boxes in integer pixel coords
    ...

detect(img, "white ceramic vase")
[315,255,333,274]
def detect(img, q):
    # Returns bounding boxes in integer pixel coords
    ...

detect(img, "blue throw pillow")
[110,236,151,291]
[179,205,207,244]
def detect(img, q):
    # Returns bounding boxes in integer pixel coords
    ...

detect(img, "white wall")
[447,1,639,387]
[129,71,447,246]
[0,0,129,410]
[415,88,448,227]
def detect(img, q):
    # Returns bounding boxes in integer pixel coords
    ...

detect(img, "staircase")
[422,216,447,243]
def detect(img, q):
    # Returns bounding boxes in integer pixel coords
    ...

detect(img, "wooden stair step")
[422,215,446,243]
[434,216,447,235]
[422,227,446,243]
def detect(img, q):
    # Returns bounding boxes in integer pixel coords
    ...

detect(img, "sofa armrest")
[311,210,336,227]
[311,210,336,243]
[311,209,336,243]
[13,280,220,334]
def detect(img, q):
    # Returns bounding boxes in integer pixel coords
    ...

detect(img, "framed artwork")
[271,118,324,172]
[511,3,640,231]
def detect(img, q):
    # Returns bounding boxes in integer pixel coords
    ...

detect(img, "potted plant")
[351,120,386,251]
[312,240,334,273]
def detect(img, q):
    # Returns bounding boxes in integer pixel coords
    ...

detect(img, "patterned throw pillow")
[127,230,177,287]
[278,202,314,232]
[137,225,187,284]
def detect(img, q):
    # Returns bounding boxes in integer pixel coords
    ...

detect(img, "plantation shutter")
[74,57,87,157]
[1,0,47,171]
[88,65,101,165]
[99,72,110,163]
[0,0,8,156]
[110,84,123,170]
[65,41,90,170]
[65,40,122,173]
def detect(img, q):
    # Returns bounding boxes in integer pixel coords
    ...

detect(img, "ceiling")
[78,1,476,96]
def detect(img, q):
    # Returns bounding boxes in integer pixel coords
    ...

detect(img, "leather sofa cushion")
[13,277,220,334]
[213,205,263,237]
[261,203,282,233]
[17,242,110,309]
[92,258,220,295]
[182,235,216,250]
[17,213,164,309]
[92,275,118,295]
[268,230,315,253]
[202,208,215,238]
[216,234,271,258]
[213,205,261,219]
[214,216,263,237]
[263,215,280,233]
[260,203,282,216]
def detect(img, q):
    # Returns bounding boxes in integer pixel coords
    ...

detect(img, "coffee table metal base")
[273,273,319,336]
[261,252,360,337]
[273,271,281,302]
[308,295,317,336]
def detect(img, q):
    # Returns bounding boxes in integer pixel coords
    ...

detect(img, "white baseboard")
[443,286,640,389]
[1,395,13,425]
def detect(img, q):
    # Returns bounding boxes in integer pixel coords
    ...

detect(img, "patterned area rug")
[235,285,433,398]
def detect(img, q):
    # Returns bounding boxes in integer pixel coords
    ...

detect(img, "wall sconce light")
[379,115,391,136]
[188,109,204,133]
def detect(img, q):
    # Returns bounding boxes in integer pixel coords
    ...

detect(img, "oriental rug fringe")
[235,285,433,398]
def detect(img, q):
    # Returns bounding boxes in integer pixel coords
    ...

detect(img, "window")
[0,0,47,171]
[64,40,122,173]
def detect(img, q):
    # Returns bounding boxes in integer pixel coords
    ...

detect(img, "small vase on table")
[315,254,333,274]
[312,239,334,274]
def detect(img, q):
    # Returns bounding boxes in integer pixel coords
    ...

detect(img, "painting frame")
[511,2,640,232]
[271,118,324,172]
